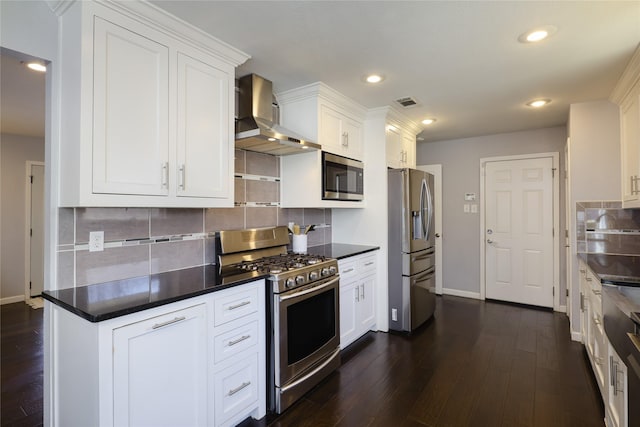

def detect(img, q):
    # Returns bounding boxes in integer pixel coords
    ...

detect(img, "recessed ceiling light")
[267,137,277,142]
[422,118,437,125]
[26,62,47,72]
[364,74,384,84]
[518,25,557,43]
[526,99,551,108]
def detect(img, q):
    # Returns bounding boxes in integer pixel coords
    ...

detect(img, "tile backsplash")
[576,201,640,255]
[56,150,331,289]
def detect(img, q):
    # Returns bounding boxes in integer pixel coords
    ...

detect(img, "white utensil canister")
[292,234,308,254]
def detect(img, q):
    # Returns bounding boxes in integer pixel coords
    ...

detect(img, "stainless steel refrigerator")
[388,168,436,332]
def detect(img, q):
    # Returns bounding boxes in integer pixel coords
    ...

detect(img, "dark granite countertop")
[578,253,640,287]
[307,243,380,260]
[42,265,268,323]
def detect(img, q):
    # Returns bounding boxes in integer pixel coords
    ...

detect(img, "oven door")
[274,275,340,387]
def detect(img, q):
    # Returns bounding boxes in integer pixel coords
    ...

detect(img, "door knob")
[487,229,493,235]
[487,239,494,244]
[435,233,441,238]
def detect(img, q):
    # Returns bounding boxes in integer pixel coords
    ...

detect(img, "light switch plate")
[463,204,470,213]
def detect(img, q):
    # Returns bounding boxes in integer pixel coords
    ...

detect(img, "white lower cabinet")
[49,280,266,427]
[607,343,628,427]
[112,304,208,427]
[579,261,628,427]
[338,252,377,349]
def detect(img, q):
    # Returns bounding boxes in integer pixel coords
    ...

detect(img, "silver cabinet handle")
[355,286,359,302]
[593,315,601,326]
[586,277,593,282]
[228,381,251,396]
[364,261,375,267]
[610,356,615,387]
[228,301,251,310]
[161,162,169,189]
[342,268,355,274]
[579,269,586,273]
[592,289,601,296]
[342,131,349,147]
[228,335,251,347]
[580,294,584,311]
[360,284,365,300]
[178,164,186,190]
[152,316,186,330]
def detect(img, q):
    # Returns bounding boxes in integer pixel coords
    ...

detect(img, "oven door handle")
[280,348,341,394]
[279,276,340,302]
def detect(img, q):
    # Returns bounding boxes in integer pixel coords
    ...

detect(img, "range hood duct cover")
[235,74,320,156]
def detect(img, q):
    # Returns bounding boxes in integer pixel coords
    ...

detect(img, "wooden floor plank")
[2,296,606,427]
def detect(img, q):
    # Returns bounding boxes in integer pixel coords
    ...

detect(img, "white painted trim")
[479,152,561,310]
[556,305,567,313]
[570,331,583,342]
[442,288,481,300]
[1,295,26,305]
[610,43,640,104]
[25,161,45,301]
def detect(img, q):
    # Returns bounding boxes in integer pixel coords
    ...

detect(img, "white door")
[29,163,45,297]
[418,164,442,295]
[176,51,231,199]
[113,304,208,427]
[485,157,554,308]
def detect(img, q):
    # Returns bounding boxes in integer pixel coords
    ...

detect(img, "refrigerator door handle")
[425,177,433,241]
[411,267,435,285]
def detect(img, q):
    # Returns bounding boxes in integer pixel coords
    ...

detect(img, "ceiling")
[152,0,640,142]
[1,1,639,143]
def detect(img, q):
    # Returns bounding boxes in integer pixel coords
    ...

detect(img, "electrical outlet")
[471,204,478,213]
[463,204,470,213]
[391,308,398,321]
[89,231,104,252]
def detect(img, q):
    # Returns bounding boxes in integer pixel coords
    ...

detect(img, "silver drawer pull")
[228,335,251,347]
[593,315,601,325]
[592,289,601,296]
[586,277,593,282]
[228,301,251,310]
[342,268,355,274]
[152,316,186,330]
[228,381,251,396]
[364,261,375,266]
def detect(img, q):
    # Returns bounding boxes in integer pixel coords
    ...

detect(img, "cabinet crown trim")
[368,106,421,135]
[277,81,368,120]
[611,42,640,104]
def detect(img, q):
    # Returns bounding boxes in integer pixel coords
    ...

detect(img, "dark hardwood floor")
[1,302,44,427]
[1,295,603,427]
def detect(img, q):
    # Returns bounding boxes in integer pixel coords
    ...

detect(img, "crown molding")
[610,42,640,105]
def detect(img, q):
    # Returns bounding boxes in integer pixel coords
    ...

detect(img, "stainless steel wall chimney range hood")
[235,74,321,156]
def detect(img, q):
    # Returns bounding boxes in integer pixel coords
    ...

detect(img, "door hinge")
[30,175,33,184]
[553,287,555,296]
[566,289,569,297]
[29,281,32,289]
[552,168,556,178]
[552,227,555,237]
[30,228,33,237]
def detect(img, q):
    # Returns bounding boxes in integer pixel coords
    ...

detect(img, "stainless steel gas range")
[217,226,341,414]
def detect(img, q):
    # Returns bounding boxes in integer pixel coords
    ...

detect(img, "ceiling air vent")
[395,96,419,108]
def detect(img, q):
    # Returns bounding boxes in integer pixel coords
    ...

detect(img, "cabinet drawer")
[214,353,259,426]
[213,320,259,364]
[338,259,357,281]
[213,286,259,326]
[358,254,377,275]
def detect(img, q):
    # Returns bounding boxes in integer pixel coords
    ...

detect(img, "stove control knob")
[309,271,319,281]
[321,267,330,277]
[295,275,305,285]
[329,266,337,275]
[285,277,296,288]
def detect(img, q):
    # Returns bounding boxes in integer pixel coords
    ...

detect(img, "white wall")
[0,134,45,302]
[1,0,59,295]
[567,100,620,339]
[416,126,567,300]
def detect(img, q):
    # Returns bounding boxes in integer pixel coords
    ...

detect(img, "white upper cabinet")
[58,1,249,207]
[278,82,367,161]
[383,108,421,169]
[611,47,640,208]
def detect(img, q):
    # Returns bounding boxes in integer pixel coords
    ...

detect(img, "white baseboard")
[570,331,583,342]
[442,288,481,300]
[1,295,26,305]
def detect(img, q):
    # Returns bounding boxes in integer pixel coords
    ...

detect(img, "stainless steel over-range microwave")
[322,152,364,201]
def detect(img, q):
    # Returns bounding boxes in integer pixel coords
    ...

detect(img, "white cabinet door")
[320,104,363,160]
[176,52,231,199]
[339,279,358,349]
[402,132,416,168]
[112,303,208,427]
[213,353,260,427]
[621,88,640,207]
[607,344,628,427]
[358,274,376,331]
[386,125,403,168]
[93,17,170,196]
[342,116,363,160]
